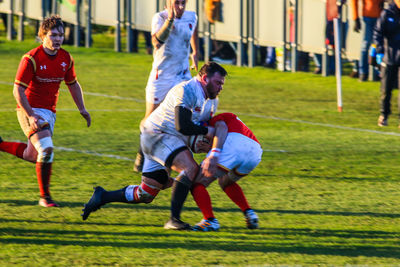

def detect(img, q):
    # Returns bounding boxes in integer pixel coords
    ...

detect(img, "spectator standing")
[350,0,384,81]
[132,30,152,55]
[374,0,400,126]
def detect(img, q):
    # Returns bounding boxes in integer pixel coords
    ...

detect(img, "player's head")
[168,0,187,18]
[39,15,64,52]
[198,62,227,99]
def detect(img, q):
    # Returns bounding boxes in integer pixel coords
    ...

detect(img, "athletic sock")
[102,187,129,203]
[36,162,52,198]
[223,182,250,212]
[191,183,215,220]
[0,141,27,159]
[170,180,190,220]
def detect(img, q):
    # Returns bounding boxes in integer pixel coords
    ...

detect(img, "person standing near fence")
[0,15,91,207]
[374,0,400,127]
[350,0,384,81]
[134,0,199,172]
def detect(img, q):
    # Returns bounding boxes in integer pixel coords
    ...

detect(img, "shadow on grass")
[0,226,399,259]
[1,199,400,218]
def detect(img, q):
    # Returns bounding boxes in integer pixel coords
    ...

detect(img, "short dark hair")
[198,62,227,78]
[38,15,64,40]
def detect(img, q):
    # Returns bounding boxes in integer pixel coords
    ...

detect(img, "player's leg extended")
[0,137,28,160]
[30,129,58,207]
[219,173,258,229]
[164,148,199,230]
[81,170,168,221]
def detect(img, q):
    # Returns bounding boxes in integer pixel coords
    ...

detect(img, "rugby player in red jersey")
[0,15,91,207]
[191,112,263,231]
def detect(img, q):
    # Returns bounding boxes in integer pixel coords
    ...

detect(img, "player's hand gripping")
[28,113,45,132]
[80,109,91,127]
[201,154,218,178]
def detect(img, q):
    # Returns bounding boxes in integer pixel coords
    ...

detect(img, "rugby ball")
[188,135,209,153]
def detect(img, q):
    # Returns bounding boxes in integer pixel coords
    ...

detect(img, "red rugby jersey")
[14,45,77,113]
[208,112,259,144]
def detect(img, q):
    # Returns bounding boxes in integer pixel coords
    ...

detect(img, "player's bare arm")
[13,84,43,132]
[190,26,199,71]
[67,81,91,127]
[201,120,228,178]
[152,0,176,49]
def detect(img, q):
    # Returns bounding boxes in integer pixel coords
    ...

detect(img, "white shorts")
[145,68,191,104]
[17,108,56,138]
[210,133,263,181]
[141,130,188,172]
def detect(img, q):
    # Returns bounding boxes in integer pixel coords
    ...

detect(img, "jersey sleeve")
[151,12,165,35]
[175,84,196,111]
[64,55,77,85]
[14,55,35,88]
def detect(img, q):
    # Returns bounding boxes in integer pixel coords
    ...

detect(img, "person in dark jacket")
[374,0,400,127]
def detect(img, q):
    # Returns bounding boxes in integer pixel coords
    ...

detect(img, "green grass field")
[1,36,400,266]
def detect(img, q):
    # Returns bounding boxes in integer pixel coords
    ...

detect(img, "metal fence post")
[74,0,81,47]
[204,21,211,63]
[115,0,121,52]
[126,0,133,52]
[51,0,57,14]
[18,0,25,41]
[291,0,298,72]
[7,0,13,40]
[282,0,288,71]
[86,0,92,48]
[248,0,255,67]
[237,0,244,66]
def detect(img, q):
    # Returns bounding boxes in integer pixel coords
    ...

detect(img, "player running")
[81,62,226,230]
[190,112,263,231]
[0,16,91,207]
[134,0,199,172]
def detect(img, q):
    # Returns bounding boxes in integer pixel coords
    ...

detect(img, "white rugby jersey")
[143,77,218,138]
[150,10,197,79]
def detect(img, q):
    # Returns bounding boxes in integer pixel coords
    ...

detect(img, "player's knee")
[127,182,160,204]
[142,169,169,186]
[33,137,54,163]
[183,164,199,181]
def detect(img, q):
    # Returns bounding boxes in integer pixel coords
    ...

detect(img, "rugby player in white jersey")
[134,0,199,172]
[82,62,227,230]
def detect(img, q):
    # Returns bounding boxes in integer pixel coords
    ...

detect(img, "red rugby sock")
[191,183,215,220]
[223,182,250,212]
[36,162,52,198]
[0,141,27,159]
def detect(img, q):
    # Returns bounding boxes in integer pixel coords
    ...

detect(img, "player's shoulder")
[182,10,197,21]
[210,112,236,125]
[215,112,237,120]
[155,10,168,20]
[24,45,42,58]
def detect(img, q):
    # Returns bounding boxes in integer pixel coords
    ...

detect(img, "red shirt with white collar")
[14,45,77,113]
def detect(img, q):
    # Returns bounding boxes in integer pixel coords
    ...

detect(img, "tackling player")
[0,16,91,207]
[134,0,199,172]
[81,62,226,230]
[190,112,263,231]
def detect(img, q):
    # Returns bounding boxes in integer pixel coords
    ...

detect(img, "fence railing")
[0,0,363,75]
